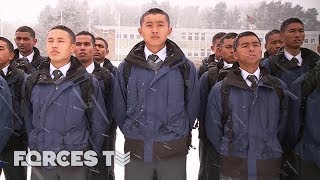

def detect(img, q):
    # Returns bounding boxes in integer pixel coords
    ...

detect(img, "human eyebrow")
[252,42,260,46]
[241,42,249,47]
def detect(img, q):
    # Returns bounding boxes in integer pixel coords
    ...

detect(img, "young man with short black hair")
[113,8,199,180]
[206,31,288,180]
[24,26,108,180]
[0,36,27,180]
[75,31,115,180]
[198,32,238,180]
[94,37,117,76]
[263,29,283,59]
[198,32,226,78]
[13,26,45,74]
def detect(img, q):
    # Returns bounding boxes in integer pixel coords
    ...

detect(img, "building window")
[194,52,199,56]
[201,35,205,41]
[123,34,128,39]
[201,52,205,56]
[130,34,134,39]
[117,34,121,38]
[195,33,199,40]
[188,33,193,40]
[304,39,309,43]
[188,52,192,56]
[311,38,316,44]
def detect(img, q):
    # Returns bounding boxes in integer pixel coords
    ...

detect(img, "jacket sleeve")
[197,72,209,138]
[112,62,128,131]
[186,60,200,130]
[106,73,115,119]
[277,80,289,148]
[0,78,13,153]
[90,77,109,152]
[260,57,271,74]
[205,82,223,150]
[198,72,209,121]
[22,75,33,136]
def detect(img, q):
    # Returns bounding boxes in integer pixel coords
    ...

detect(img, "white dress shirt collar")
[144,46,167,62]
[240,67,260,87]
[50,62,71,78]
[1,64,10,76]
[19,50,35,63]
[284,49,302,66]
[85,62,95,74]
[223,61,234,69]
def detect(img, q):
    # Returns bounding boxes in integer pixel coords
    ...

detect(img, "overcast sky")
[1,0,319,23]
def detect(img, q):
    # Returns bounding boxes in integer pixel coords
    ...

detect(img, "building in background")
[93,25,319,67]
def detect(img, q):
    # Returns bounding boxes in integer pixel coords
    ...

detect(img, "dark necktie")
[247,75,258,89]
[148,54,159,62]
[53,70,63,81]
[291,57,299,65]
[0,70,5,78]
[147,54,163,72]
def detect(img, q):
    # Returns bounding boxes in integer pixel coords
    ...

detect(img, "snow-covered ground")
[0,129,200,180]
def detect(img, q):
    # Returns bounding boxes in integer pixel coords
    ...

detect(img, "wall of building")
[93,25,319,67]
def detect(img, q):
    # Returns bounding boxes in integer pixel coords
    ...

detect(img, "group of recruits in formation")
[0,7,319,180]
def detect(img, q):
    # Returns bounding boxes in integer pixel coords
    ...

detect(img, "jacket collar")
[37,56,87,84]
[14,47,44,71]
[274,47,319,68]
[224,62,274,91]
[4,62,23,83]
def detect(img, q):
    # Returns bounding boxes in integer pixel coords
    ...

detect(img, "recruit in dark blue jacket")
[0,76,13,153]
[206,65,288,180]
[113,39,200,162]
[260,47,319,87]
[289,65,320,169]
[23,57,109,154]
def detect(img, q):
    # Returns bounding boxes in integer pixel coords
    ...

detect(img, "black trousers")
[0,133,28,180]
[125,156,186,180]
[31,166,89,180]
[294,156,320,180]
[90,120,117,180]
[198,139,220,180]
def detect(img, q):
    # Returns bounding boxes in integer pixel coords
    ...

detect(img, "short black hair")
[76,31,95,45]
[95,37,108,49]
[233,31,261,51]
[265,29,281,43]
[280,18,304,32]
[220,32,238,45]
[50,25,76,44]
[16,26,36,38]
[0,37,14,53]
[140,8,170,26]
[212,32,226,45]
